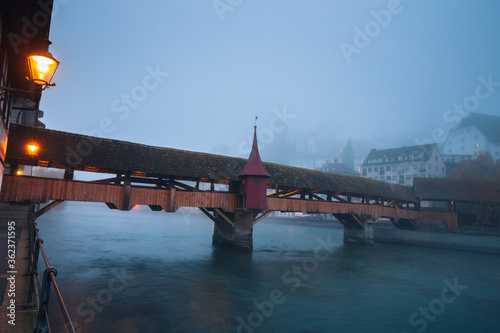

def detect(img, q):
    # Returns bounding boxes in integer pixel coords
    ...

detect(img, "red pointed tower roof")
[238,126,272,177]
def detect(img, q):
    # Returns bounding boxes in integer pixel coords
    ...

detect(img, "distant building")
[318,160,359,176]
[441,112,500,161]
[361,144,446,186]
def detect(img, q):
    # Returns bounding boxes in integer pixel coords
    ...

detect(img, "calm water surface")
[37,202,500,333]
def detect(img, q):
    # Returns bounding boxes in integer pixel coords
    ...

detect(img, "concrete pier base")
[212,210,257,252]
[343,222,374,245]
[334,213,374,245]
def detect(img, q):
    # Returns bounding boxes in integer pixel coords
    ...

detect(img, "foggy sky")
[40,0,500,164]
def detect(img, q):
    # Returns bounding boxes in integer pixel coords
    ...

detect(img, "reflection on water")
[38,202,500,333]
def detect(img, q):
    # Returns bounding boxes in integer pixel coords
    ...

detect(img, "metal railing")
[26,211,77,333]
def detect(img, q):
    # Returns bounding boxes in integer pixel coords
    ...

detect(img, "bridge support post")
[343,222,374,245]
[212,209,257,252]
[334,214,374,245]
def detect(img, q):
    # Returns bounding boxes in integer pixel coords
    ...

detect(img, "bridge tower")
[238,125,272,210]
[212,126,271,251]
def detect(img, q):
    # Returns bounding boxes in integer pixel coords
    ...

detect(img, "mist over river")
[37,202,500,333]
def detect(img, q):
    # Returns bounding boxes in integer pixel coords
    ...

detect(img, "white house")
[361,144,446,186]
[441,112,500,161]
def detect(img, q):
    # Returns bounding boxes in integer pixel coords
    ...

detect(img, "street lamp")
[27,144,40,156]
[27,51,60,87]
[0,50,59,102]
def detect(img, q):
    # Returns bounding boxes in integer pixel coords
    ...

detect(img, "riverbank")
[374,226,500,254]
[266,216,500,254]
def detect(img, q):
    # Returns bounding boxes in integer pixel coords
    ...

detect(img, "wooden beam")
[129,176,163,185]
[214,208,234,228]
[63,169,74,181]
[332,194,347,203]
[268,185,280,197]
[173,181,199,191]
[90,176,122,184]
[199,207,217,223]
[169,187,176,212]
[169,176,175,190]
[148,205,163,211]
[280,189,302,198]
[310,193,325,201]
[351,214,364,228]
[253,210,273,226]
[123,172,131,211]
[105,202,118,209]
[155,176,163,188]
[34,200,64,218]
[385,199,395,207]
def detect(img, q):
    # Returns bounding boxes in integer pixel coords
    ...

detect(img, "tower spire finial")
[238,124,271,178]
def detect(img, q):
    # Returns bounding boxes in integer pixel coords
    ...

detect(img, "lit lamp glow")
[27,52,59,87]
[27,144,39,156]
[0,46,59,102]
[16,170,22,175]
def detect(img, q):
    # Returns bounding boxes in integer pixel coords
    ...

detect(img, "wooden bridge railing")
[0,175,457,229]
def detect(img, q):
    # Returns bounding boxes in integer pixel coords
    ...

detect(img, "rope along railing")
[26,210,77,333]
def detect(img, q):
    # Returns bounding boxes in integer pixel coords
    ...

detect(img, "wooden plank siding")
[175,191,237,212]
[128,186,171,211]
[129,189,238,212]
[0,175,125,209]
[0,175,456,229]
[266,197,457,229]
[0,175,238,213]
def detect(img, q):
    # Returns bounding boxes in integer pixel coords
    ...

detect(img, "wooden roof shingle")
[414,177,500,203]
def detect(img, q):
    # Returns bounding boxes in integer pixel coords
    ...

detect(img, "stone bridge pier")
[209,124,271,252]
[211,209,259,252]
[334,213,375,245]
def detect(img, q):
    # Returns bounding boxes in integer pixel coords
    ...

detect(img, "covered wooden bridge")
[1,124,498,250]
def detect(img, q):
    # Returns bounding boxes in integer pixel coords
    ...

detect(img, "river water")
[36,202,500,333]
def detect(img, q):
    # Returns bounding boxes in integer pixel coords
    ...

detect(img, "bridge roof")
[414,177,500,203]
[6,124,418,203]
